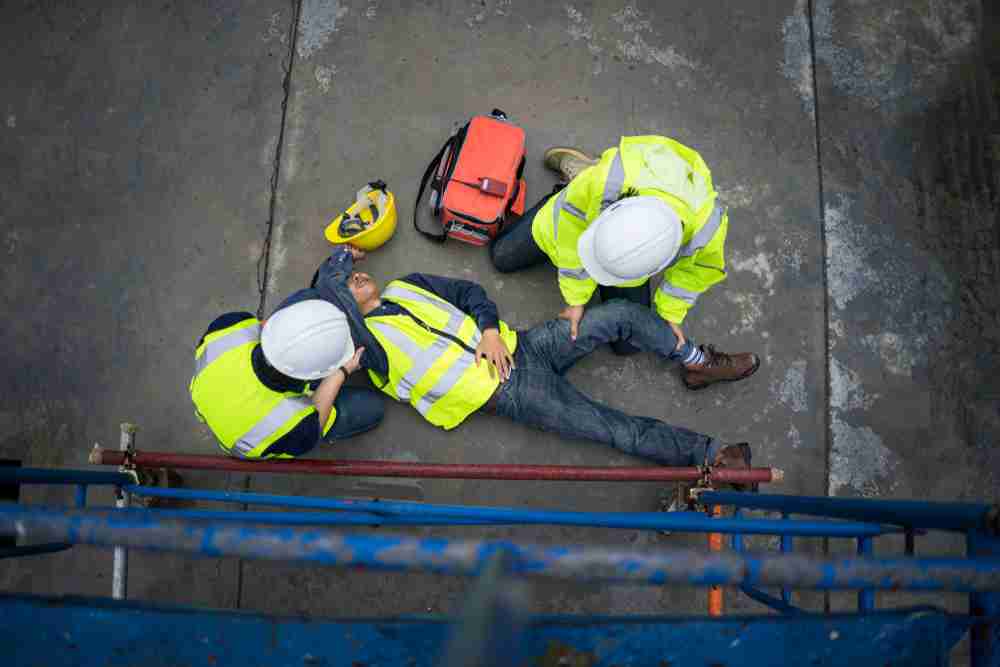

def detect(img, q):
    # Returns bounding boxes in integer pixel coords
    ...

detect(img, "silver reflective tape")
[384,285,468,336]
[553,189,567,243]
[677,204,724,258]
[194,353,209,377]
[383,284,441,308]
[414,352,476,416]
[370,321,423,360]
[559,267,591,281]
[194,323,260,378]
[370,322,453,402]
[561,200,586,220]
[231,441,254,458]
[600,152,625,210]
[659,282,699,305]
[399,336,450,401]
[235,396,312,451]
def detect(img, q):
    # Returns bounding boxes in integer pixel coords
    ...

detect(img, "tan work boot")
[543,146,598,182]
[682,345,760,391]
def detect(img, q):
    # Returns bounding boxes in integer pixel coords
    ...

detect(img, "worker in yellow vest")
[190,296,383,459]
[490,135,759,391]
[296,246,754,481]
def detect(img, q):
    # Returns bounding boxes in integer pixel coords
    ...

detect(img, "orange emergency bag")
[414,109,527,246]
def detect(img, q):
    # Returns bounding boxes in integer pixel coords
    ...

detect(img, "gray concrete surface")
[252,0,825,617]
[810,0,998,625]
[0,0,292,605]
[0,0,997,636]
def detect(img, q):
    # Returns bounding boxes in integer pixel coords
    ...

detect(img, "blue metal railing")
[1,463,998,665]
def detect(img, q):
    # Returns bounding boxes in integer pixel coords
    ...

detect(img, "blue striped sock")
[679,341,705,366]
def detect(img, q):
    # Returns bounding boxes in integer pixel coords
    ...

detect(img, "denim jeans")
[323,386,385,442]
[489,192,554,273]
[490,191,652,356]
[492,300,720,467]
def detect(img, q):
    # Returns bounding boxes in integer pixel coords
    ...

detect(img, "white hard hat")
[577,196,682,286]
[260,300,355,380]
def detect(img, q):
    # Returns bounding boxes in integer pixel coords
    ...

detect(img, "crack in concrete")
[256,0,304,320]
[243,0,304,610]
[805,0,833,614]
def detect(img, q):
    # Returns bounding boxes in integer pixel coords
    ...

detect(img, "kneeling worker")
[294,245,752,475]
[490,135,759,391]
[190,300,383,459]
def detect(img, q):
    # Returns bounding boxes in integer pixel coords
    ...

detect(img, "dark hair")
[252,345,308,394]
[615,187,641,202]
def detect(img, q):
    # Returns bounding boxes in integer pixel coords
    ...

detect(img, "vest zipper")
[390,302,478,355]
[412,316,477,355]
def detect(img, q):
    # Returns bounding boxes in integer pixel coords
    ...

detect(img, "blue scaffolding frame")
[1,463,998,666]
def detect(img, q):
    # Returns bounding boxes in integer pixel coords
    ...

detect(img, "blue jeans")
[324,386,385,441]
[490,192,651,355]
[492,300,720,467]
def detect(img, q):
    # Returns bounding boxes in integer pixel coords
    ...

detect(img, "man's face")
[347,271,379,307]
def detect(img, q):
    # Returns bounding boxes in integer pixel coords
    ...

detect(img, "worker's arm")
[261,380,352,458]
[399,273,501,332]
[654,215,729,324]
[554,161,602,307]
[278,245,364,311]
[314,244,364,289]
[311,347,364,429]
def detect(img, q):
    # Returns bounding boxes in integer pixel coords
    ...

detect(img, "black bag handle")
[414,133,461,243]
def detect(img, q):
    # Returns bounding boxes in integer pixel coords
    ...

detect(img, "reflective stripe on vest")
[562,199,586,220]
[552,189,567,242]
[382,284,470,341]
[377,285,483,416]
[600,152,626,210]
[194,323,260,378]
[659,282,700,304]
[230,395,313,459]
[559,267,591,280]
[414,350,477,414]
[368,322,450,401]
[552,191,587,246]
[676,204,724,259]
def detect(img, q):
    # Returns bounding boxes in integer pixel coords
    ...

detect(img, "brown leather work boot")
[711,442,757,492]
[682,344,760,391]
[543,146,598,182]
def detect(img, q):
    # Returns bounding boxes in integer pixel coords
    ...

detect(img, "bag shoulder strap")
[414,126,466,243]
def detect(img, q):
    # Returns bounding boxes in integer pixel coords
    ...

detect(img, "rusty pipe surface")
[91,449,781,484]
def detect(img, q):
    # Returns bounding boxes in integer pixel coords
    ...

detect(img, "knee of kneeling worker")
[341,388,385,427]
[591,298,642,322]
[489,243,517,273]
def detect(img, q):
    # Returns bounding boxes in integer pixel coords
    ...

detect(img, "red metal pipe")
[92,449,780,484]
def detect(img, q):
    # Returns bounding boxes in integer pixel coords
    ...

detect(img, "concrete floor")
[1,0,997,625]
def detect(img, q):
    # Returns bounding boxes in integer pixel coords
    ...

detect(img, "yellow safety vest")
[189,317,322,459]
[531,135,729,324]
[365,280,518,430]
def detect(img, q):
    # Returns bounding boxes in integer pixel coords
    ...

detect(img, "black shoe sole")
[683,354,761,391]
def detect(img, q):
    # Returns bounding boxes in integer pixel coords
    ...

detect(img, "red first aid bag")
[414,109,527,246]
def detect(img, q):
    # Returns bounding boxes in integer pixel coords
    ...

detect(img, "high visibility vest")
[531,135,729,324]
[365,280,518,430]
[189,317,316,459]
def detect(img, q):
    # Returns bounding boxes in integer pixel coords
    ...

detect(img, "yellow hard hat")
[325,180,397,251]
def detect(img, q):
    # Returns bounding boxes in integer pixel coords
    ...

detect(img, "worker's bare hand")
[348,245,367,261]
[475,329,514,381]
[558,304,586,341]
[342,346,365,375]
[668,322,686,350]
